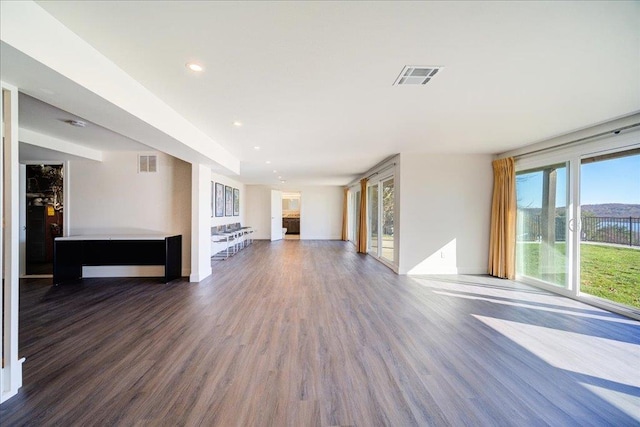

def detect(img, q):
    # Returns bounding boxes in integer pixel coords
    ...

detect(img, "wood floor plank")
[1,240,639,426]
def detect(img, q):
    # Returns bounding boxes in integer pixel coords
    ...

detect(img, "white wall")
[299,186,343,240]
[69,151,191,276]
[245,185,343,240]
[1,82,24,403]
[398,153,493,275]
[191,163,211,282]
[245,185,272,240]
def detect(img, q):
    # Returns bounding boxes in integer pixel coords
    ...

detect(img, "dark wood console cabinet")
[53,235,182,285]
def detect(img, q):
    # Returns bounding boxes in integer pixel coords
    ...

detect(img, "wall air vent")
[138,154,158,173]
[393,66,443,86]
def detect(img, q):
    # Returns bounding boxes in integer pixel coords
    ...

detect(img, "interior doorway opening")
[282,192,301,240]
[24,164,64,276]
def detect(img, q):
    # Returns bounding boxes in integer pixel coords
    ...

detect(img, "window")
[381,178,394,263]
[515,137,640,313]
[368,175,395,265]
[579,150,640,308]
[368,184,379,255]
[516,163,569,288]
[349,190,361,244]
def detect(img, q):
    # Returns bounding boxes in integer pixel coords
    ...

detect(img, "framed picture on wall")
[211,181,216,218]
[233,188,240,216]
[225,185,233,216]
[215,182,224,217]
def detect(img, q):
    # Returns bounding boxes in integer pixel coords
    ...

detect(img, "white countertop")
[55,235,176,241]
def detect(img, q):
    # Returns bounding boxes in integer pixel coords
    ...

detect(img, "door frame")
[270,189,283,241]
[282,191,302,239]
[367,171,396,269]
[19,161,68,278]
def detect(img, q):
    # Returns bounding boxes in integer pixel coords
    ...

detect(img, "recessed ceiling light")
[278,176,282,179]
[186,62,204,72]
[273,170,277,173]
[253,146,260,150]
[280,180,286,183]
[265,160,271,164]
[233,121,243,127]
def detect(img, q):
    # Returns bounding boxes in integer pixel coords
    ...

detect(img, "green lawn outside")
[517,242,640,309]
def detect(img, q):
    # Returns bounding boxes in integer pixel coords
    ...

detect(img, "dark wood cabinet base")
[53,235,182,285]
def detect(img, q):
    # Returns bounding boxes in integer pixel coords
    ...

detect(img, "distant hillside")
[581,204,640,217]
[520,204,640,217]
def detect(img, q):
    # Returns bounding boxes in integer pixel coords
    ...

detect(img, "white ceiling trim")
[0,0,240,173]
[19,128,103,162]
[498,112,640,159]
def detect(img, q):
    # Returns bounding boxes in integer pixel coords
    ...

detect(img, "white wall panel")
[398,153,493,275]
[69,151,191,276]
[299,186,342,240]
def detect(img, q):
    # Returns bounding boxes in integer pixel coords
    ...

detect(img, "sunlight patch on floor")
[580,383,640,423]
[433,290,636,324]
[473,315,640,421]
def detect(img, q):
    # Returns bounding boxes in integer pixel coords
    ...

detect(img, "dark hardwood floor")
[1,240,639,426]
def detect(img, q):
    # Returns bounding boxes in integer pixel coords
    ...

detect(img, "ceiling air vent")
[138,154,158,173]
[393,66,443,86]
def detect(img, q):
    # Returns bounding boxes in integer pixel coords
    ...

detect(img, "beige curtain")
[341,187,349,241]
[358,178,368,253]
[488,157,516,279]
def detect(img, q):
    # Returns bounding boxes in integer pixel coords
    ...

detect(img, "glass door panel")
[516,163,569,287]
[580,149,640,308]
[368,184,379,254]
[349,190,359,244]
[381,178,394,262]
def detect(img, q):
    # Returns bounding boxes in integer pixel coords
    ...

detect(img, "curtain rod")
[514,122,640,160]
[346,161,397,188]
[366,162,396,180]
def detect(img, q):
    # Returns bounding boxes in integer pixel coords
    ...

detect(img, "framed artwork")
[211,181,214,218]
[215,182,224,217]
[225,185,233,216]
[233,188,240,216]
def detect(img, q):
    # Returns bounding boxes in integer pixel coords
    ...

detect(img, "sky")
[517,154,640,209]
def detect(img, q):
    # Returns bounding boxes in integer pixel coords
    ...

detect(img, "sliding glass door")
[381,178,394,263]
[516,163,569,288]
[579,149,640,309]
[368,184,379,255]
[368,175,395,265]
[349,190,361,245]
[515,142,640,311]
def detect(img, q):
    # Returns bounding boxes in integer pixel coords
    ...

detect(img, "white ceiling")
[19,93,150,152]
[19,142,90,163]
[10,1,640,185]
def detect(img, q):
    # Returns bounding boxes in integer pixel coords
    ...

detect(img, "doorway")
[579,149,640,308]
[367,176,395,264]
[515,142,640,314]
[24,164,63,275]
[270,189,283,241]
[282,192,301,240]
